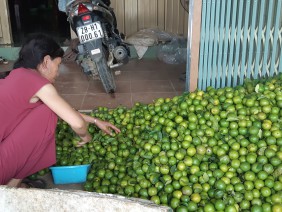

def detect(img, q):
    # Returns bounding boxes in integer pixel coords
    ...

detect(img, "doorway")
[7,0,71,46]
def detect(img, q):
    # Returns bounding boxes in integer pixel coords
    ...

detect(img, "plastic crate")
[49,164,91,184]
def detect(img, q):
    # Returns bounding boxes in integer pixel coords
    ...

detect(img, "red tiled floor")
[0,58,186,110]
[82,93,133,109]
[87,80,131,94]
[130,80,175,93]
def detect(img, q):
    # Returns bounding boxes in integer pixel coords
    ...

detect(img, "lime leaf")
[170,165,177,174]
[226,117,239,121]
[258,129,262,138]
[203,173,209,182]
[273,167,282,179]
[258,147,267,155]
[255,84,260,93]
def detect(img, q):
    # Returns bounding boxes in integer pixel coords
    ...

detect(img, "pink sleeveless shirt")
[0,68,50,142]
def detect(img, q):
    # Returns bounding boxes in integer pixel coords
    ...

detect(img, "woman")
[0,33,120,187]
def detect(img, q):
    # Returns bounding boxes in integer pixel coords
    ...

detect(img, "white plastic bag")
[157,37,187,64]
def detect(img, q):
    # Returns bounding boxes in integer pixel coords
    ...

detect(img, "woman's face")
[48,57,62,83]
[40,56,62,83]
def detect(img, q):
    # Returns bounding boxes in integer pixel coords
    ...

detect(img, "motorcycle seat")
[68,0,91,8]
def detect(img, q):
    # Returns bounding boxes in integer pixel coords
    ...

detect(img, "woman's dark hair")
[13,33,65,69]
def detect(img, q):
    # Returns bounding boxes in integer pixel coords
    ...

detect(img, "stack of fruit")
[52,74,282,211]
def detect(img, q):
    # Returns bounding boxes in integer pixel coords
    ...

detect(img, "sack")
[62,38,80,62]
[157,37,187,64]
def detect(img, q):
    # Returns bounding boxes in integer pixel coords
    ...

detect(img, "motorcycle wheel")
[95,50,116,93]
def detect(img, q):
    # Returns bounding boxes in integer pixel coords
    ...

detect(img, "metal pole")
[185,0,194,92]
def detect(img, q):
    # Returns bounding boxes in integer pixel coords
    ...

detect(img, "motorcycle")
[63,0,130,94]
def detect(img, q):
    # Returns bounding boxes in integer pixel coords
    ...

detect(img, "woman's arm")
[80,113,121,135]
[35,84,92,146]
[35,84,120,145]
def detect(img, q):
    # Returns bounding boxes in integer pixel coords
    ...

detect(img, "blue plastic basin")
[49,164,91,184]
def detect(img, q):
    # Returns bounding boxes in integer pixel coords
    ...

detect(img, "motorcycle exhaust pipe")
[113,46,128,62]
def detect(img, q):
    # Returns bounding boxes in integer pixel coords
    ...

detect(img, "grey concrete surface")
[0,186,172,212]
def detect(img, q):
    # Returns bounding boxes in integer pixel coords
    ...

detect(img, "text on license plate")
[76,22,104,44]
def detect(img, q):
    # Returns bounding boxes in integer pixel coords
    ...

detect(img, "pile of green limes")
[54,74,282,211]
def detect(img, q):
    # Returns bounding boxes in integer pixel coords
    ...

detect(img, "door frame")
[0,0,12,45]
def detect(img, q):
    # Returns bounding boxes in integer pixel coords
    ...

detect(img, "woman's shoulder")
[10,68,47,80]
[9,67,31,76]
[12,67,36,75]
[7,67,50,89]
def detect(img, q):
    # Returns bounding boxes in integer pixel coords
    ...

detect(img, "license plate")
[76,21,104,44]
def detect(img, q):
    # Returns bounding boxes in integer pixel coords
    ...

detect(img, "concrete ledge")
[0,186,172,212]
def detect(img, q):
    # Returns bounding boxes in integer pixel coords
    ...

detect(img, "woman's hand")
[94,118,121,135]
[76,133,92,147]
[78,113,121,136]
